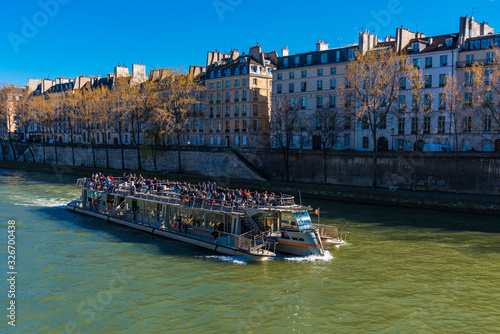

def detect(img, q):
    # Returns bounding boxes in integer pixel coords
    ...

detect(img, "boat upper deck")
[76,175,310,214]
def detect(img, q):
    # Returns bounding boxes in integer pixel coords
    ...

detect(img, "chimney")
[316,40,329,51]
[281,46,289,57]
[230,49,240,60]
[97,74,101,80]
[249,45,262,59]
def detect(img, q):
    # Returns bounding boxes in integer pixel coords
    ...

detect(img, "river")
[1,169,499,333]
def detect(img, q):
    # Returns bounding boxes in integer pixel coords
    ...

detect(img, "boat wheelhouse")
[67,176,347,258]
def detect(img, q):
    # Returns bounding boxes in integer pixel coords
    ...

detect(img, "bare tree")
[0,85,20,161]
[343,50,413,187]
[109,77,131,170]
[14,88,37,163]
[307,102,344,183]
[154,67,203,173]
[270,96,301,182]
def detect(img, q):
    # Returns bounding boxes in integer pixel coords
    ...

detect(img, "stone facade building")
[204,46,277,148]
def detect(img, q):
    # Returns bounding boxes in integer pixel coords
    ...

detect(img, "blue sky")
[1,0,499,86]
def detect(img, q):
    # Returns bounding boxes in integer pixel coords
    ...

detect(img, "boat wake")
[280,250,334,262]
[11,197,70,208]
[198,255,254,265]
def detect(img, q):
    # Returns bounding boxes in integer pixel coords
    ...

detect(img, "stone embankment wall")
[241,149,500,195]
[3,141,500,195]
[6,143,266,181]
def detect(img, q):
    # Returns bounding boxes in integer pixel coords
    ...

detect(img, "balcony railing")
[456,59,497,68]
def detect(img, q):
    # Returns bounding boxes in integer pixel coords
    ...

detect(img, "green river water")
[0,169,499,333]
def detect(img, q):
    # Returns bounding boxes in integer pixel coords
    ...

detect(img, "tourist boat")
[67,176,347,258]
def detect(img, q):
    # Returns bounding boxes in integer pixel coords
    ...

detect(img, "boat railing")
[75,178,300,212]
[313,223,349,241]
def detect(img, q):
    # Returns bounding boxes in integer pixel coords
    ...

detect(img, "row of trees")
[271,48,500,186]
[0,68,203,171]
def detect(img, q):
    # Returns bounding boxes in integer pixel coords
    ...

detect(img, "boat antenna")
[299,190,302,206]
[341,220,347,231]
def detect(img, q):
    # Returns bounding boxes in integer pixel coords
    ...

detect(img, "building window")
[330,95,336,108]
[242,120,247,132]
[400,78,406,90]
[277,74,282,81]
[344,116,351,129]
[412,43,420,52]
[348,49,355,60]
[217,81,221,88]
[321,53,328,63]
[399,95,406,111]
[317,80,323,91]
[445,38,453,47]
[234,105,239,116]
[361,115,369,129]
[463,116,472,133]
[398,117,405,134]
[235,79,240,87]
[330,79,336,89]
[424,94,431,110]
[423,116,431,134]
[331,67,336,75]
[242,78,247,86]
[483,115,491,132]
[283,58,289,68]
[465,71,473,86]
[225,120,230,132]
[335,51,340,62]
[439,93,446,109]
[318,69,323,76]
[440,55,448,67]
[242,105,247,116]
[253,120,258,131]
[277,84,282,94]
[486,52,495,65]
[225,106,230,117]
[464,93,472,106]
[439,74,447,87]
[425,74,432,88]
[411,117,418,134]
[234,120,239,131]
[253,105,258,116]
[234,91,239,101]
[226,80,230,88]
[413,58,420,69]
[344,133,351,146]
[345,94,352,107]
[302,70,307,78]
[307,55,312,65]
[466,54,475,65]
[210,82,214,89]
[425,57,432,68]
[301,82,306,92]
[317,96,323,108]
[295,56,300,66]
[226,92,230,102]
[289,83,294,93]
[397,139,404,150]
[438,116,445,134]
[289,72,295,79]
[301,98,307,109]
[362,136,369,149]
[253,78,257,85]
[242,90,247,101]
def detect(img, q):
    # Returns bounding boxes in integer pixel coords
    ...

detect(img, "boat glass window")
[294,212,313,230]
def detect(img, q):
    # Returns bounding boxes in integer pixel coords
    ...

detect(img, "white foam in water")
[12,197,71,208]
[281,250,334,262]
[200,255,252,265]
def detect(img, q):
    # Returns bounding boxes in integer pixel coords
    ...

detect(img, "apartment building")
[272,41,358,149]
[204,45,277,148]
[272,15,500,151]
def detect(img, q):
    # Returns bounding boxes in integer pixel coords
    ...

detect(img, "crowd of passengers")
[83,173,287,207]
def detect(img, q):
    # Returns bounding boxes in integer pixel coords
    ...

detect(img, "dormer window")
[217,70,221,78]
[412,43,420,52]
[235,67,240,75]
[445,38,452,47]
[210,71,214,78]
